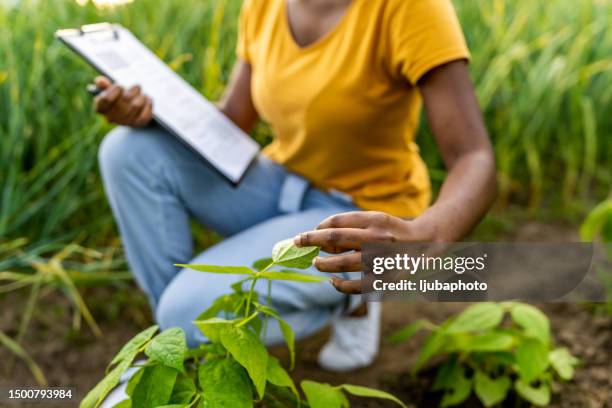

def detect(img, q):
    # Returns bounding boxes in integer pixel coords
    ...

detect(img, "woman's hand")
[93,76,153,127]
[294,211,435,294]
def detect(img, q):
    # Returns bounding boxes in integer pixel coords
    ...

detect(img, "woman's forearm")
[412,148,497,242]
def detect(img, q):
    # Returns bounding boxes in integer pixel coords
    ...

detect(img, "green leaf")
[112,400,132,408]
[82,328,158,408]
[81,360,132,408]
[193,317,234,343]
[131,365,178,408]
[445,303,504,334]
[388,320,427,344]
[145,328,188,373]
[278,318,295,370]
[300,380,348,408]
[515,380,551,406]
[267,357,298,397]
[440,365,472,407]
[258,270,327,282]
[220,326,269,398]
[176,264,254,276]
[462,331,515,352]
[340,384,407,407]
[516,338,550,383]
[432,359,458,391]
[199,359,253,408]
[510,303,550,345]
[272,239,320,269]
[168,376,196,404]
[549,347,579,380]
[126,366,145,397]
[195,293,243,321]
[474,370,511,407]
[109,326,159,369]
[252,257,273,271]
[412,331,446,374]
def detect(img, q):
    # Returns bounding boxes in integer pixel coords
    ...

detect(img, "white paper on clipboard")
[57,23,260,185]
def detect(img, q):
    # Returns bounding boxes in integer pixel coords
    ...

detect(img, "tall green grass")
[1,0,611,259]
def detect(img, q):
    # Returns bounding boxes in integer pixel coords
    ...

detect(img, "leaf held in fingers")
[340,384,407,407]
[388,320,427,344]
[445,303,504,334]
[474,370,511,407]
[176,264,254,276]
[220,326,268,398]
[301,380,348,408]
[199,359,253,408]
[252,257,273,271]
[131,364,178,408]
[272,239,320,269]
[258,270,327,282]
[144,328,188,372]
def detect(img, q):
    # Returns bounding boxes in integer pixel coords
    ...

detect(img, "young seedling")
[81,239,406,408]
[389,302,579,407]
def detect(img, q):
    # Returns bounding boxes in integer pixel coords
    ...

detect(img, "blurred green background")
[1,0,611,264]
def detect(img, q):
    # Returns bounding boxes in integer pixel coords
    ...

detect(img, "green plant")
[389,302,578,407]
[81,240,406,408]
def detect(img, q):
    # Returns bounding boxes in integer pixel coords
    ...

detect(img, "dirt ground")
[1,220,611,407]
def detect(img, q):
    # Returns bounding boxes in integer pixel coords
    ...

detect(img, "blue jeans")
[98,126,359,347]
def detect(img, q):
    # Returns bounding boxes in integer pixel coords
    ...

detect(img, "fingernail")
[312,257,318,265]
[293,235,300,245]
[329,278,337,286]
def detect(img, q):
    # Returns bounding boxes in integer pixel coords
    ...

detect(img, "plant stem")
[244,278,258,317]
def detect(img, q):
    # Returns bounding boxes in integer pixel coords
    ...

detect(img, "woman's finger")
[123,85,142,102]
[317,211,373,230]
[294,228,392,249]
[126,94,148,121]
[330,276,363,294]
[95,85,123,113]
[314,252,362,272]
[134,98,153,127]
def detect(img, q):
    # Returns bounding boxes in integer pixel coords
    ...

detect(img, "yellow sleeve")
[236,0,253,62]
[388,0,470,85]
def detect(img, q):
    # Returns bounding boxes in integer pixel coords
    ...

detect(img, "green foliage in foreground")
[1,0,611,257]
[390,302,578,407]
[81,240,406,408]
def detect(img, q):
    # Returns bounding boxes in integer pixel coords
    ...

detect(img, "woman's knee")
[98,126,165,186]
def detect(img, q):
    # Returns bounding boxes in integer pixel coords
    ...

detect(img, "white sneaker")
[317,302,381,372]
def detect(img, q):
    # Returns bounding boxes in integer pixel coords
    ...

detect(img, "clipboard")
[56,23,260,186]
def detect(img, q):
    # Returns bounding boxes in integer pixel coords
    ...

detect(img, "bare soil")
[1,220,610,407]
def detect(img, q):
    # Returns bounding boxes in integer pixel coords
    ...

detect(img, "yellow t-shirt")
[237,0,469,217]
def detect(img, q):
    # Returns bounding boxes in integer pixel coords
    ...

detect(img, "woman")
[95,0,496,372]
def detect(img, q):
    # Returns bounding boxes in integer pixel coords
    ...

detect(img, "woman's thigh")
[156,208,352,346]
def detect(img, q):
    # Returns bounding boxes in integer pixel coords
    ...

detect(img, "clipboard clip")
[56,22,119,41]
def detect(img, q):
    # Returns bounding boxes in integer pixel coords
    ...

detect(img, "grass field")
[1,0,611,259]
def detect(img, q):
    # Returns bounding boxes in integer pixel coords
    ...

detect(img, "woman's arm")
[411,59,496,242]
[218,59,259,133]
[294,60,496,293]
